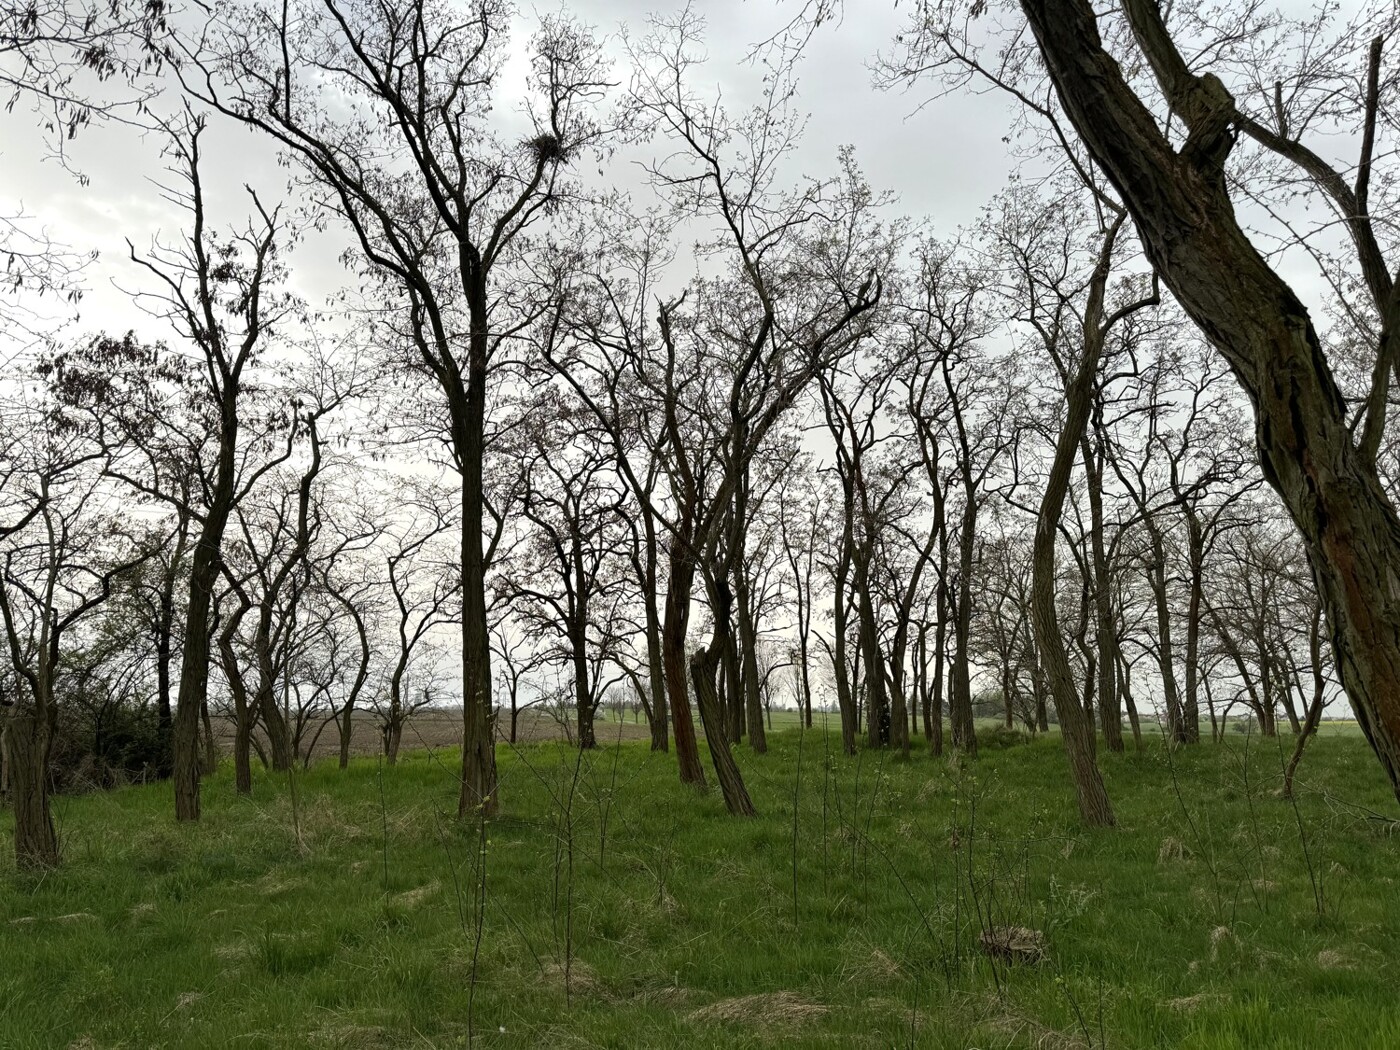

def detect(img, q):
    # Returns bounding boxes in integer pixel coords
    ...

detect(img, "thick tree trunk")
[456,315,497,819]
[1021,0,1400,804]
[662,545,707,785]
[7,711,58,870]
[689,643,756,816]
[573,625,596,751]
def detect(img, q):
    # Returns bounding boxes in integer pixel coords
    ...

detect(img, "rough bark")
[6,712,58,869]
[662,544,707,785]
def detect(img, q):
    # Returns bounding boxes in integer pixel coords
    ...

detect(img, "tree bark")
[7,711,58,869]
[689,644,756,816]
[456,307,498,818]
[662,544,707,785]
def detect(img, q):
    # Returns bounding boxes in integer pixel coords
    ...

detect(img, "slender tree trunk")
[173,398,240,822]
[1146,523,1186,742]
[155,584,175,778]
[643,577,669,752]
[854,559,889,749]
[950,500,978,753]
[735,571,767,754]
[1030,300,1117,829]
[1182,525,1205,743]
[1082,436,1124,751]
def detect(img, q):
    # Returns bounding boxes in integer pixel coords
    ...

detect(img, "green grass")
[3,725,1399,1048]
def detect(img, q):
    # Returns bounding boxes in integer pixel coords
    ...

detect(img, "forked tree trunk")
[1021,0,1400,804]
[7,711,58,870]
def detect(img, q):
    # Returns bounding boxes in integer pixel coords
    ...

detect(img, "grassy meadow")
[2,722,1398,1048]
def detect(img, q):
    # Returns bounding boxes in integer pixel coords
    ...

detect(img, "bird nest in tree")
[528,132,568,164]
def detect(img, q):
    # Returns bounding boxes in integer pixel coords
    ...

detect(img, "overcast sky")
[0,0,1024,350]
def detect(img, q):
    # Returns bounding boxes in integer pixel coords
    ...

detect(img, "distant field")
[4,729,1398,1048]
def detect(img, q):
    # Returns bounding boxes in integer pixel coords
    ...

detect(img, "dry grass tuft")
[1316,949,1353,970]
[542,959,610,1001]
[985,1010,1087,1050]
[688,991,828,1027]
[1158,836,1193,863]
[840,945,903,983]
[391,880,440,909]
[1165,992,1225,1012]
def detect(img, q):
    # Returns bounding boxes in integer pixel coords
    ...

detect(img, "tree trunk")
[1181,524,1205,743]
[1082,435,1124,751]
[173,397,240,822]
[1029,279,1117,829]
[830,560,859,756]
[455,311,498,818]
[7,711,58,870]
[949,500,978,753]
[662,544,707,785]
[690,644,756,816]
[644,579,669,752]
[1146,522,1186,742]
[735,571,768,754]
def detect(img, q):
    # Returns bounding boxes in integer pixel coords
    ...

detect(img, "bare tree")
[194,0,614,817]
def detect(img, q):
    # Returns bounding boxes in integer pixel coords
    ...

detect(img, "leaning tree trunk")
[1030,297,1117,829]
[7,710,58,870]
[662,544,707,785]
[1021,0,1400,804]
[690,643,756,816]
